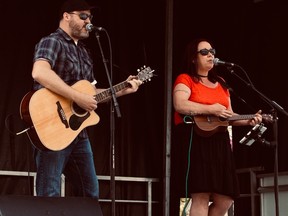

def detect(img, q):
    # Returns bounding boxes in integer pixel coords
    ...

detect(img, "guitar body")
[20,80,100,151]
[192,114,272,137]
[193,115,229,137]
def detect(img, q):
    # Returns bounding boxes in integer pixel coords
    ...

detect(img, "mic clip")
[239,123,267,146]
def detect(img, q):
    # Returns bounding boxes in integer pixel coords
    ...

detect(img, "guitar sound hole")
[72,102,87,116]
[219,117,227,121]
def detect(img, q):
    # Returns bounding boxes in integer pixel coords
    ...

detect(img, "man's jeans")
[34,136,99,198]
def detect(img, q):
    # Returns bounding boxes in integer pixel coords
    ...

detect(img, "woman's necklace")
[198,74,208,78]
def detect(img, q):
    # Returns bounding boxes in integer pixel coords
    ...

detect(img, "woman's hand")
[210,103,233,118]
[248,110,263,126]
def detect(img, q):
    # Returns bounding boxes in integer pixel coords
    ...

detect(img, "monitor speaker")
[0,195,103,216]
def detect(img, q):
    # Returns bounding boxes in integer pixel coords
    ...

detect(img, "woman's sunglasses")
[197,48,216,56]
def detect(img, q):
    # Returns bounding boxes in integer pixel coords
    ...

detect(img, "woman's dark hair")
[181,38,218,83]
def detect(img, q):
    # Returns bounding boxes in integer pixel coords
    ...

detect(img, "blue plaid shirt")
[33,27,95,90]
[32,27,96,138]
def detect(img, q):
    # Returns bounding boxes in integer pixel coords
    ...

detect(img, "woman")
[171,38,262,216]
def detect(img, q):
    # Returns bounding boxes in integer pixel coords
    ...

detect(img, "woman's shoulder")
[174,73,195,88]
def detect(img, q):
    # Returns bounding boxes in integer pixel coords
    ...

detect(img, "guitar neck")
[93,65,154,103]
[227,114,256,121]
[94,81,130,103]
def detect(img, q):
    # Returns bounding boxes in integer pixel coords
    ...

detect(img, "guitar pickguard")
[69,112,91,130]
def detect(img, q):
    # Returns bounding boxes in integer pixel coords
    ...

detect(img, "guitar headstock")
[136,65,155,83]
[262,114,274,124]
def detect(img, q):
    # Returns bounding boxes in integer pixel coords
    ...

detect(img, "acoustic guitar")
[20,66,154,151]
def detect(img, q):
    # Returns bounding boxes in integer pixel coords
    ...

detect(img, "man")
[31,0,142,198]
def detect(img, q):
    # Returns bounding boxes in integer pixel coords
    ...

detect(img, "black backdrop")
[1,0,288,215]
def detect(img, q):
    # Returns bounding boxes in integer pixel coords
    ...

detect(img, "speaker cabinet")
[0,195,103,216]
[258,172,288,216]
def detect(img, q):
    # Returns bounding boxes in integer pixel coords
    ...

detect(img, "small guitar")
[191,114,273,137]
[20,66,154,151]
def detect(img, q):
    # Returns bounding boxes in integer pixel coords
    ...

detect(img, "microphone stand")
[225,65,288,216]
[95,30,120,216]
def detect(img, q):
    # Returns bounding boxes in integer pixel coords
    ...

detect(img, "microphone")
[85,24,104,32]
[213,58,235,67]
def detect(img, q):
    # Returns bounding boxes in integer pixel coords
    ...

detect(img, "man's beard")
[70,22,89,40]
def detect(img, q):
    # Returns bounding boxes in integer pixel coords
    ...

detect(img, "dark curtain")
[173,0,288,171]
[1,0,288,216]
[0,0,165,215]
[172,0,288,215]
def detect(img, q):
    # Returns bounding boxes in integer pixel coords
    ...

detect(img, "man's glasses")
[69,13,93,21]
[198,48,216,56]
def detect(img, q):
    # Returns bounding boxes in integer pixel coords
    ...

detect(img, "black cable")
[181,115,194,216]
